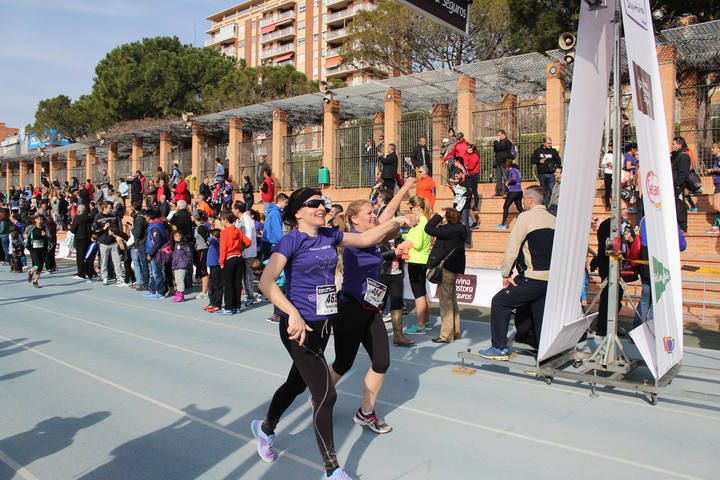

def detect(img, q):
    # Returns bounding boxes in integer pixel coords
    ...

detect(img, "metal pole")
[604,0,624,366]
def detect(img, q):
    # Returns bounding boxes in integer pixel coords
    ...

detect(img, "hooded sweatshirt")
[262,203,283,245]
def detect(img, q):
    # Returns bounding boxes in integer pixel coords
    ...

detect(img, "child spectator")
[171,231,193,302]
[10,230,23,273]
[204,228,223,313]
[217,212,251,315]
[84,233,100,281]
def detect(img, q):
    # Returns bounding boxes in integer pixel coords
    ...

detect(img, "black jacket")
[379,235,405,276]
[531,146,561,175]
[92,212,120,245]
[380,152,398,180]
[200,182,212,200]
[171,209,193,239]
[131,213,148,247]
[425,214,467,274]
[494,138,513,166]
[158,201,171,219]
[70,212,93,240]
[671,150,691,189]
[410,145,432,176]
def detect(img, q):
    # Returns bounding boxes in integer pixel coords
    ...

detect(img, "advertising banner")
[538,2,616,362]
[622,0,684,379]
[398,0,471,35]
[403,266,503,308]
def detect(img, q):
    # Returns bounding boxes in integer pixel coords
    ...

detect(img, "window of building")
[298,54,305,63]
[299,4,306,13]
[298,20,305,30]
[298,37,305,45]
[314,33,319,40]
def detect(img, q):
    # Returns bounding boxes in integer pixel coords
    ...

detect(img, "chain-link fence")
[473,103,546,183]
[283,131,322,190]
[200,144,229,183]
[140,155,161,178]
[397,112,456,185]
[114,156,132,183]
[334,120,381,188]
[169,148,192,178]
[676,82,720,174]
[238,135,272,191]
[93,158,107,184]
[71,166,85,183]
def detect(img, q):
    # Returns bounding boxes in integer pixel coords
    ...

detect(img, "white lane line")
[0,449,40,480]
[0,298,708,479]
[12,283,720,424]
[0,334,321,473]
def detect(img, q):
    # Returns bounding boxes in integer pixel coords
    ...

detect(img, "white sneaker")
[116,281,128,288]
[196,292,208,299]
[103,279,109,286]
[72,275,83,280]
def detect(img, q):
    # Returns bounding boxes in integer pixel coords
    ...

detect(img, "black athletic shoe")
[33,282,41,289]
[27,270,33,283]
[353,409,392,434]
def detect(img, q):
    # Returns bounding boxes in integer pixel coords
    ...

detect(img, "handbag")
[427,247,457,284]
[686,170,703,194]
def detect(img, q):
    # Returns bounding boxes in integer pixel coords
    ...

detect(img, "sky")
[0,0,234,132]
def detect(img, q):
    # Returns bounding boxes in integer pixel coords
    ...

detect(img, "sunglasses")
[302,199,326,209]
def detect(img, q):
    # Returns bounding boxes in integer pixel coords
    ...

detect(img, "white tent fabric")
[538,2,616,362]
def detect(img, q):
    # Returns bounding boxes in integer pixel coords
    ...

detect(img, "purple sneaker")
[251,420,277,463]
[326,468,353,479]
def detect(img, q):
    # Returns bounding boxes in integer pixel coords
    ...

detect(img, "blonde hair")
[408,195,430,219]
[333,212,349,278]
[345,199,371,229]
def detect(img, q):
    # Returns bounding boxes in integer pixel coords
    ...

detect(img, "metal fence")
[0,176,6,194]
[238,135,272,191]
[71,166,85,183]
[9,176,20,190]
[93,159,107,183]
[473,103,547,182]
[676,82,720,174]
[200,144,228,183]
[334,120,381,188]
[169,148,192,178]
[283,131,322,190]
[397,112,456,185]
[140,155,161,178]
[114,157,132,183]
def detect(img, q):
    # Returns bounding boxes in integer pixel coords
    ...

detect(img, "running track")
[0,262,718,479]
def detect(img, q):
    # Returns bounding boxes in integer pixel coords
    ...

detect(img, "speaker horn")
[563,51,576,65]
[558,32,576,51]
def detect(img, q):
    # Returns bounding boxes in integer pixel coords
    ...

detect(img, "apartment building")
[205,0,382,86]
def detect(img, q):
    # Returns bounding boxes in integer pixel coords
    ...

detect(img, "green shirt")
[402,216,431,265]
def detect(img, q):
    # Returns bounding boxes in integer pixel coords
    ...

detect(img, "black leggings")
[264,316,338,475]
[222,256,245,310]
[603,173,612,208]
[381,273,404,311]
[332,297,391,376]
[502,191,524,225]
[30,249,46,273]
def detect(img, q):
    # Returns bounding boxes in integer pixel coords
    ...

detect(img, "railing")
[169,148,192,179]
[238,136,272,192]
[93,159,107,183]
[140,155,161,178]
[51,171,65,186]
[326,3,371,23]
[283,131,322,190]
[0,176,6,194]
[261,43,296,59]
[205,25,236,46]
[472,103,547,183]
[260,9,296,27]
[398,112,456,184]
[325,0,351,7]
[325,47,342,58]
[200,144,229,183]
[71,166,85,183]
[114,157,132,184]
[261,26,295,43]
[326,28,349,42]
[334,120,381,188]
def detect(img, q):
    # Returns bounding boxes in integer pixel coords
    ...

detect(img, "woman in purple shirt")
[329,178,416,436]
[497,160,524,229]
[254,187,416,480]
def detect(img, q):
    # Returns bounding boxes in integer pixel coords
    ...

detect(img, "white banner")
[622,0,683,379]
[403,266,503,308]
[538,2,616,361]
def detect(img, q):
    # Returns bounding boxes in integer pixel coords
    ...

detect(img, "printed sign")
[398,0,471,35]
[632,62,655,119]
[645,170,661,209]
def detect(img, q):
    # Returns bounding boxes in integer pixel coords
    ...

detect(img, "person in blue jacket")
[260,193,288,260]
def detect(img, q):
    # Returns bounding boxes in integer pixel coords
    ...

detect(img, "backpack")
[510,143,518,160]
[686,170,703,194]
[155,241,173,265]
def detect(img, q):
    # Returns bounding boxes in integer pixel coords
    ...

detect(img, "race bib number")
[32,240,44,249]
[363,278,387,308]
[316,285,337,315]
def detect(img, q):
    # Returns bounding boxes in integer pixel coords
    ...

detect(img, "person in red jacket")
[260,168,275,215]
[465,143,481,211]
[217,211,251,315]
[442,132,469,181]
[172,177,188,203]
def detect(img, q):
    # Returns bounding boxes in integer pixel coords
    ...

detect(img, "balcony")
[261,26,295,44]
[326,3,372,25]
[325,27,350,42]
[325,62,362,78]
[260,9,296,27]
[325,47,342,58]
[205,25,236,46]
[260,43,296,59]
[326,0,353,8]
[221,45,237,57]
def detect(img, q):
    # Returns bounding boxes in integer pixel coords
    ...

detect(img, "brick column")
[657,45,677,145]
[33,156,42,187]
[272,109,288,188]
[159,132,172,177]
[545,62,567,156]
[384,89,401,147]
[500,94,518,143]
[678,70,699,157]
[48,154,57,183]
[131,136,143,176]
[457,76,476,140]
[85,146,96,183]
[191,125,205,192]
[107,142,118,184]
[431,103,449,178]
[67,150,77,184]
[323,100,340,174]
[4,162,9,196]
[228,118,243,184]
[18,160,27,187]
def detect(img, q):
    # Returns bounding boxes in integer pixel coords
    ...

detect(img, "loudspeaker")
[558,32,576,51]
